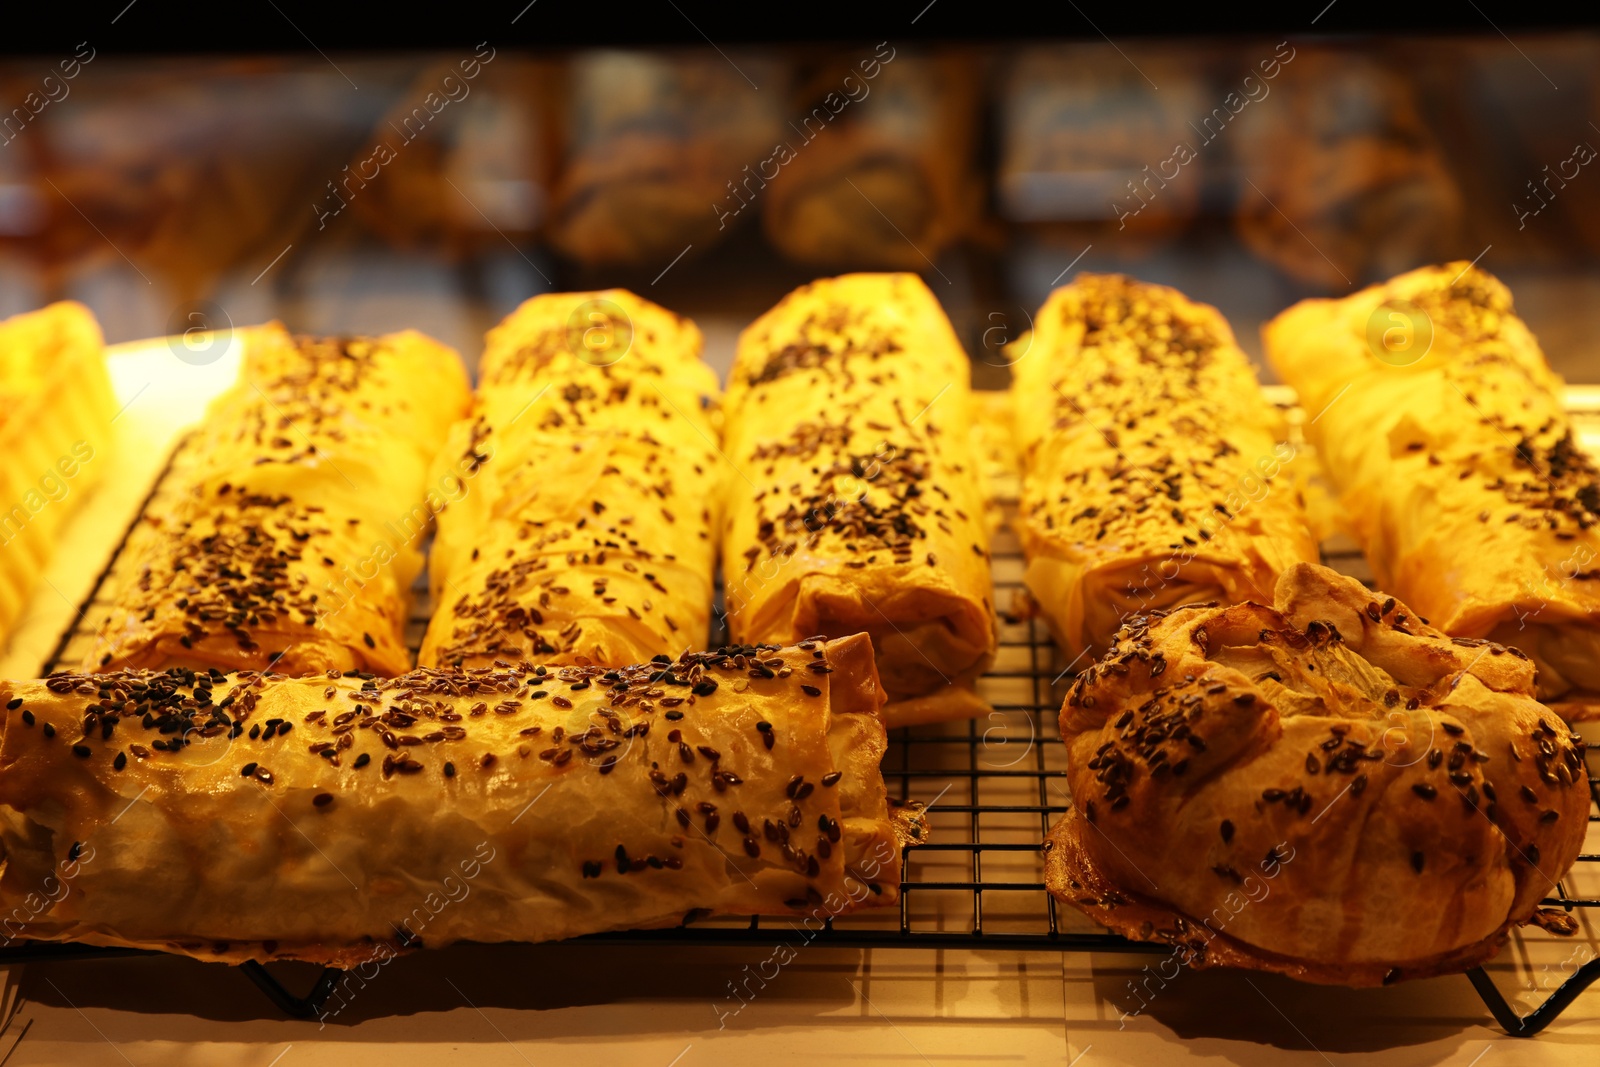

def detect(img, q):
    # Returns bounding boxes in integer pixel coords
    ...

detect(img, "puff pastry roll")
[721,273,997,726]
[1264,264,1600,705]
[1014,275,1320,663]
[1047,564,1588,986]
[0,302,115,651]
[85,325,470,677]
[0,635,918,965]
[420,290,722,669]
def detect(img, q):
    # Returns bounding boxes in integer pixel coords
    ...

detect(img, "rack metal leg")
[1468,959,1600,1037]
[239,961,346,1020]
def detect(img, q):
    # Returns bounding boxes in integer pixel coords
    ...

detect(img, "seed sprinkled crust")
[419,292,722,673]
[718,274,998,722]
[82,327,470,677]
[1045,561,1590,986]
[0,631,924,965]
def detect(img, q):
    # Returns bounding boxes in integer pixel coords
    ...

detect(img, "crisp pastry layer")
[720,273,998,726]
[420,290,722,669]
[0,303,115,651]
[1045,563,1589,986]
[1014,274,1320,663]
[84,325,470,676]
[1264,264,1600,705]
[0,635,921,966]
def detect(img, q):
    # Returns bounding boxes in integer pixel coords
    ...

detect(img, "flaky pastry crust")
[1045,563,1588,985]
[1014,275,1320,663]
[1264,264,1600,707]
[0,302,114,649]
[721,273,997,725]
[420,290,722,669]
[0,635,919,965]
[84,325,470,676]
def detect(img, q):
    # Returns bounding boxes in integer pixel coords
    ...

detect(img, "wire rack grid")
[6,395,1600,1037]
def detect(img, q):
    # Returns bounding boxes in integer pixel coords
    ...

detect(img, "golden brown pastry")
[1234,50,1462,288]
[0,302,114,651]
[762,49,980,270]
[1046,563,1589,986]
[997,45,1207,248]
[1264,263,1600,707]
[721,273,997,726]
[1014,274,1320,663]
[420,290,722,669]
[85,324,471,677]
[0,635,919,965]
[972,388,1021,533]
[546,51,782,266]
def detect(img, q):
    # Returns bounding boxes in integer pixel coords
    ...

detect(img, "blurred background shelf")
[3,31,1598,387]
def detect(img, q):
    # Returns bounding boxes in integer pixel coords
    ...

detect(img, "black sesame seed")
[313,793,334,807]
[21,710,34,726]
[1412,783,1436,800]
[353,753,371,769]
[1411,851,1425,873]
[1220,819,1234,843]
[443,761,456,778]
[4,698,20,711]
[42,723,54,738]
[113,751,127,771]
[71,744,92,759]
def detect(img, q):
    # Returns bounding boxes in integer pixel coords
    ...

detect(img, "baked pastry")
[763,50,980,270]
[972,388,1021,531]
[1234,50,1462,288]
[0,635,920,965]
[348,56,551,257]
[0,302,115,651]
[85,325,471,676]
[997,45,1206,247]
[1046,562,1589,986]
[721,274,998,726]
[546,51,782,266]
[420,290,722,669]
[1264,263,1600,708]
[1014,274,1320,664]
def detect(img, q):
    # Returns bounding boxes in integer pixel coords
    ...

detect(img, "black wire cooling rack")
[5,398,1599,1037]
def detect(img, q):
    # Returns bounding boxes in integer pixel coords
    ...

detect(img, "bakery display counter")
[3,18,1600,1067]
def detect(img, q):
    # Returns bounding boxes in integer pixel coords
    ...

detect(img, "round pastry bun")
[1046,562,1589,986]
